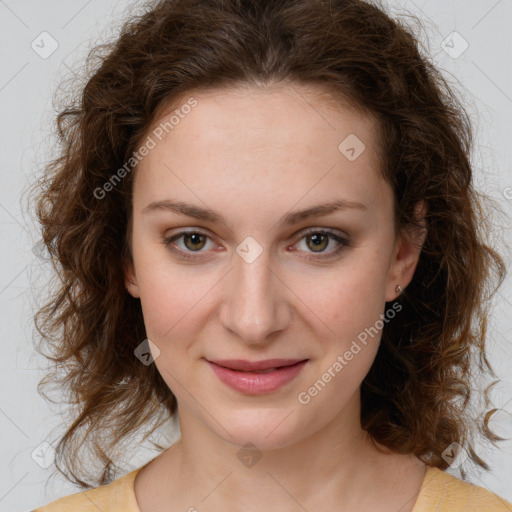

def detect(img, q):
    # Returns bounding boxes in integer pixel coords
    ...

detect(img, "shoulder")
[414,466,512,512]
[32,467,142,512]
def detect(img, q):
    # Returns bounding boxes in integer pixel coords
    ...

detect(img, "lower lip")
[207,360,308,395]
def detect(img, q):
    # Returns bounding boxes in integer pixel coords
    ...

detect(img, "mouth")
[206,358,308,372]
[205,358,309,394]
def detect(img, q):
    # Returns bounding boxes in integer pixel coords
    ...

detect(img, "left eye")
[295,230,348,255]
[163,229,349,261]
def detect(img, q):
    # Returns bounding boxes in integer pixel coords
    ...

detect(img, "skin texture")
[125,83,428,512]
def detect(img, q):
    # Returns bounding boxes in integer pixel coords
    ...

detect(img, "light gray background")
[0,1,511,511]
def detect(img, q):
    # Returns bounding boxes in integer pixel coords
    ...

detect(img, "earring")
[395,284,403,295]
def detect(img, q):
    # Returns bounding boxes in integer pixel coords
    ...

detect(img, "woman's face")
[125,83,424,450]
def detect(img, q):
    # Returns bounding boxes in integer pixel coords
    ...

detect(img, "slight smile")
[205,358,309,395]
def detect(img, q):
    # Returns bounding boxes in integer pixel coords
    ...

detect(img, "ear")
[123,257,140,298]
[385,200,427,302]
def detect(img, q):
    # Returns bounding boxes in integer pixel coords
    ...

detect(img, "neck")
[163,389,410,511]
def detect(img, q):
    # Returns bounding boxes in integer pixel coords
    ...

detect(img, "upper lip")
[207,358,308,371]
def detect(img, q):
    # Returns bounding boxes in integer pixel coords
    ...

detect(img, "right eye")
[163,230,217,261]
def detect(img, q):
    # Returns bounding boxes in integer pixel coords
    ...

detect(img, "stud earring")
[395,284,403,295]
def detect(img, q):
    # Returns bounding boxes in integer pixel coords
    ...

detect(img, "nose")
[219,247,291,345]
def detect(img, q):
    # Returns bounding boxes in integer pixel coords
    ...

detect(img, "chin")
[210,406,307,452]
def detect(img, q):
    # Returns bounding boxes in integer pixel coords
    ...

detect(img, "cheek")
[131,242,197,340]
[138,272,204,343]
[294,260,388,340]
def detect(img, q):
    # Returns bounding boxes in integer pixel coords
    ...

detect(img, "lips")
[206,358,309,394]
[207,358,307,372]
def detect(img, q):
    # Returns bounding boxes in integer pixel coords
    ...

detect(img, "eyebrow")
[142,198,367,225]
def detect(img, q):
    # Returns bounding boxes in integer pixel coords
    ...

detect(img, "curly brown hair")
[30,0,507,489]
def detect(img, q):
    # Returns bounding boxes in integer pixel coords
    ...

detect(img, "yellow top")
[33,464,512,511]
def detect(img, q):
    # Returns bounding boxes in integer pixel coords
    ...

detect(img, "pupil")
[186,233,204,250]
[309,233,327,252]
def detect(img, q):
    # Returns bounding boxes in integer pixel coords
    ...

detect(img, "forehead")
[133,83,389,223]
[147,82,380,157]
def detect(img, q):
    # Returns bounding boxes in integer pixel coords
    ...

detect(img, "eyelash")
[162,228,350,262]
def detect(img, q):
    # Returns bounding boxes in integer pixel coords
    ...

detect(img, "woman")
[31,0,511,510]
